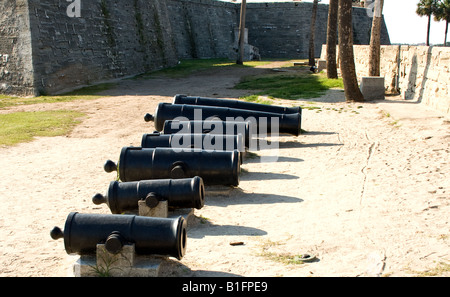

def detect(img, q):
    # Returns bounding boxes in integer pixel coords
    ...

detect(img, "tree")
[368,0,384,77]
[237,0,247,65]
[338,0,364,101]
[309,0,320,66]
[416,0,438,46]
[434,0,450,46]
[326,0,339,79]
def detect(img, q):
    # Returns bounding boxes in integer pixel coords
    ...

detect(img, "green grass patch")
[0,83,115,109]
[240,95,273,105]
[412,262,450,277]
[134,58,273,79]
[234,72,343,100]
[0,110,85,146]
[261,251,309,265]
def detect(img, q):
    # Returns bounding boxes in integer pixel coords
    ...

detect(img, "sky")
[226,0,448,45]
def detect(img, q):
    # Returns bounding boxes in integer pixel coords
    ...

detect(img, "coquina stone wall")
[26,0,179,95]
[166,0,239,59]
[320,45,450,115]
[0,0,35,96]
[245,2,389,59]
[1,0,389,96]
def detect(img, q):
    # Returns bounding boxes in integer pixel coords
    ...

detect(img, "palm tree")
[309,0,320,66]
[326,0,339,79]
[338,0,364,101]
[368,0,384,76]
[434,0,450,46]
[416,0,438,46]
[237,0,247,65]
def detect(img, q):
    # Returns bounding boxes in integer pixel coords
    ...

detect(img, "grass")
[240,94,273,105]
[0,83,115,109]
[262,252,310,265]
[412,262,450,277]
[134,58,272,79]
[234,72,344,100]
[0,110,85,146]
[258,238,309,266]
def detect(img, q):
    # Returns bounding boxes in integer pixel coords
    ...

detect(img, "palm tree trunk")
[368,0,384,77]
[309,0,319,66]
[445,19,449,46]
[427,13,431,46]
[338,0,364,102]
[326,0,339,79]
[237,0,247,65]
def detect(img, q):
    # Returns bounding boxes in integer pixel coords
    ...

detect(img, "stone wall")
[26,0,178,95]
[166,0,239,59]
[0,0,35,96]
[245,2,390,59]
[320,45,450,115]
[1,0,389,96]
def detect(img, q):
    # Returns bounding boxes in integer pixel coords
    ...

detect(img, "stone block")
[317,59,327,72]
[138,200,168,218]
[360,76,385,100]
[73,244,165,277]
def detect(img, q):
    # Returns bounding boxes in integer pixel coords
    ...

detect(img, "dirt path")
[0,64,448,277]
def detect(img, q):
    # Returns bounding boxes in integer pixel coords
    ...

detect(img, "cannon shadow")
[278,141,342,149]
[205,191,303,207]
[161,259,244,277]
[188,220,267,239]
[243,155,304,163]
[239,171,300,181]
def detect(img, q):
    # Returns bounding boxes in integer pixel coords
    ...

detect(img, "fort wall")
[0,0,389,96]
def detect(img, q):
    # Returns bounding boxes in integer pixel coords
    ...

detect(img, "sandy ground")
[0,63,448,277]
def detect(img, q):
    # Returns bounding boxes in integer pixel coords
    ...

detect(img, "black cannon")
[50,212,187,259]
[161,120,253,149]
[104,147,240,186]
[92,176,205,214]
[141,132,245,153]
[144,102,302,136]
[173,94,302,115]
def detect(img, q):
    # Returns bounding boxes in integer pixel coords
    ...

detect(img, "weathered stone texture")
[26,0,178,95]
[320,44,450,115]
[1,0,389,96]
[0,0,35,96]
[245,2,389,59]
[166,0,239,59]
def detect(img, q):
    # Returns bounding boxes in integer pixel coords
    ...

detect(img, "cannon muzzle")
[92,176,205,214]
[51,212,187,259]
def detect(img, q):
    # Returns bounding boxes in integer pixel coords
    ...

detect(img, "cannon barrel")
[50,212,187,259]
[173,94,302,115]
[161,120,252,149]
[145,103,302,136]
[92,176,205,214]
[104,147,240,186]
[141,132,245,153]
